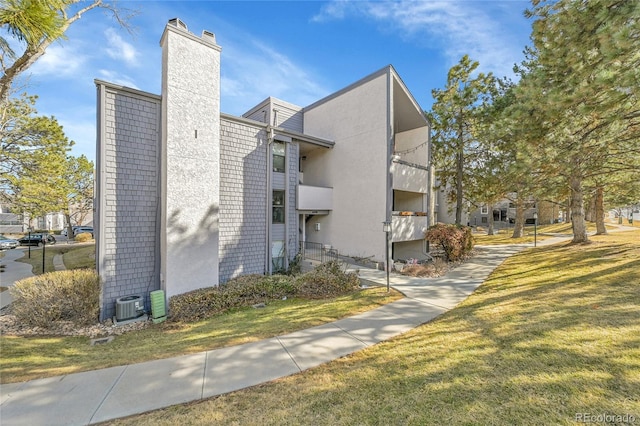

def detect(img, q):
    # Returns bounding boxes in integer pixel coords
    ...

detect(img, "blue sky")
[15,0,533,162]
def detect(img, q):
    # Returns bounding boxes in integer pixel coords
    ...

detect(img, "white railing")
[392,214,428,242]
[297,185,333,211]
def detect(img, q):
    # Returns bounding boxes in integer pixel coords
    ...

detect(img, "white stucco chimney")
[160,19,222,298]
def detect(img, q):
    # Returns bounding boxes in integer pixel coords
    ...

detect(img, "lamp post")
[41,234,46,274]
[533,212,538,247]
[27,227,32,258]
[382,220,391,293]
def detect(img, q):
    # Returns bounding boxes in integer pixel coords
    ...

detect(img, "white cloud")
[30,44,86,78]
[104,28,139,67]
[220,38,330,115]
[312,0,526,79]
[97,69,140,90]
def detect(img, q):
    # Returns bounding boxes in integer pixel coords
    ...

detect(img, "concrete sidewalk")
[0,249,35,310]
[0,243,537,426]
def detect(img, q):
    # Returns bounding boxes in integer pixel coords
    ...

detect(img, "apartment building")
[95,19,432,320]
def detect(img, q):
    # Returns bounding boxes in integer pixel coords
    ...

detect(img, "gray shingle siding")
[97,85,161,320]
[273,103,303,133]
[287,142,299,260]
[219,118,268,282]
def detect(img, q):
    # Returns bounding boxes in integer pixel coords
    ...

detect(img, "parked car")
[73,227,94,237]
[0,235,19,250]
[18,234,57,246]
[61,226,81,236]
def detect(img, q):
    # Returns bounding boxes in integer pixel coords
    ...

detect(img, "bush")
[169,261,361,322]
[425,223,475,262]
[295,260,360,299]
[169,275,298,322]
[401,258,449,277]
[75,232,93,242]
[10,269,101,327]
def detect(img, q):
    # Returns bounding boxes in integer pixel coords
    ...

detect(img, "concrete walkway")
[0,249,35,309]
[0,242,555,426]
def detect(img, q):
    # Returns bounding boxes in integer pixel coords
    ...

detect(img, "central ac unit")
[115,295,144,321]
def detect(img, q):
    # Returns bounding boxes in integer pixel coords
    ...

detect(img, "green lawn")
[473,222,617,245]
[14,243,95,274]
[105,230,640,426]
[0,287,401,383]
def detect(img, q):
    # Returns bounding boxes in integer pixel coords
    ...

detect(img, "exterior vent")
[115,295,144,321]
[168,18,187,31]
[202,30,216,43]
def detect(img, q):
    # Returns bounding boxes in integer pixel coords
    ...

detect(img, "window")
[272,240,285,272]
[272,190,285,224]
[480,205,488,214]
[273,142,285,173]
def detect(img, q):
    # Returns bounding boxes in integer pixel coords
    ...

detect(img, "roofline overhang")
[220,112,335,149]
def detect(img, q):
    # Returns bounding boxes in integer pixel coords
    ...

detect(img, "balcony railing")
[392,213,428,242]
[392,160,428,193]
[299,241,339,263]
[297,184,333,211]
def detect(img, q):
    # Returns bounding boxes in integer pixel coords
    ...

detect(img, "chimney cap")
[168,18,187,31]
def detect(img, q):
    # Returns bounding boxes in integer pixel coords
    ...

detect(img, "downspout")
[284,140,290,270]
[386,70,394,265]
[426,117,435,228]
[266,125,273,275]
[96,82,107,321]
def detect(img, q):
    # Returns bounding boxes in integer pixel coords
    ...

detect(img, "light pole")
[41,234,46,274]
[382,220,391,293]
[27,227,32,258]
[533,212,538,247]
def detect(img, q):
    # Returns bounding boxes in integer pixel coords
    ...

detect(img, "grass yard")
[473,222,617,245]
[14,243,95,274]
[106,230,640,425]
[0,287,401,383]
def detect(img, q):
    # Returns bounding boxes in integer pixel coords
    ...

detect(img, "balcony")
[392,160,428,193]
[392,212,428,243]
[297,184,333,213]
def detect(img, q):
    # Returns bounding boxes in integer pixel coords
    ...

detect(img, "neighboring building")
[468,197,561,228]
[95,19,432,320]
[0,204,23,234]
[0,204,65,233]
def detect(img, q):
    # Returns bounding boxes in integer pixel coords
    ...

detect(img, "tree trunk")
[570,176,589,243]
[594,185,607,235]
[487,203,495,235]
[455,151,464,225]
[511,200,526,238]
[64,213,74,240]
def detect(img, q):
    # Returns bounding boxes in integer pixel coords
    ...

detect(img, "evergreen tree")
[429,55,496,225]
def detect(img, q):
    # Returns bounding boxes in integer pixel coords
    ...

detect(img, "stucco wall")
[303,72,388,261]
[95,83,161,320]
[160,22,221,298]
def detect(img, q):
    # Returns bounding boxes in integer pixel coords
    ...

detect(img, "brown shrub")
[401,258,449,278]
[10,269,101,327]
[295,261,360,299]
[75,232,93,242]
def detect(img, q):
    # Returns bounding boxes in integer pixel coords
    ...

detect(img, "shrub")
[425,223,475,262]
[295,260,360,299]
[169,274,297,322]
[10,269,101,327]
[169,261,361,322]
[75,232,93,242]
[401,258,449,277]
